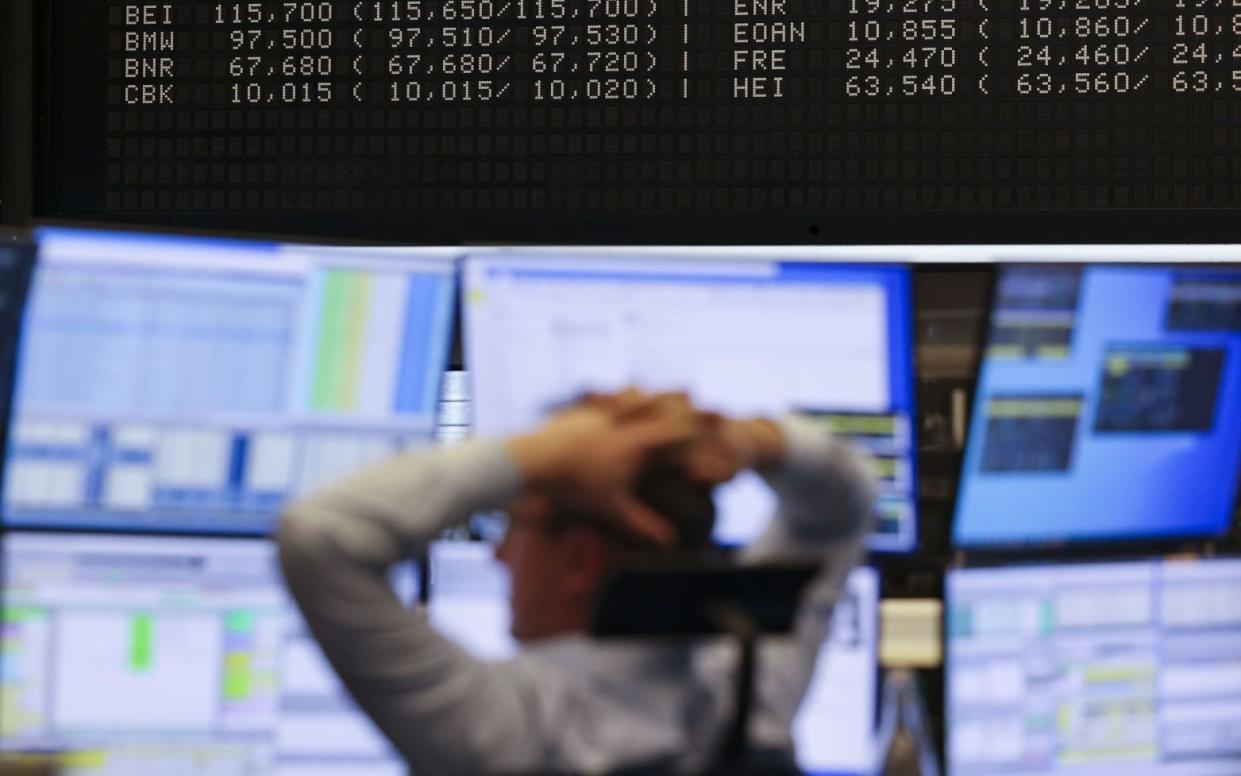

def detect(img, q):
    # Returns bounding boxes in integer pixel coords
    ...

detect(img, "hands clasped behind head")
[520,389,732,549]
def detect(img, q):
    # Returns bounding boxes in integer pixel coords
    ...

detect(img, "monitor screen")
[463,253,917,551]
[953,264,1241,548]
[427,539,880,775]
[4,229,457,533]
[0,532,412,776]
[946,558,1241,776]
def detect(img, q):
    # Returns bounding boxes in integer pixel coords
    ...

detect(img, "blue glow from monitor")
[953,265,1241,548]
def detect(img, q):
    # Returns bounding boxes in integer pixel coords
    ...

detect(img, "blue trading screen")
[3,230,456,534]
[946,559,1241,776]
[953,265,1241,548]
[464,254,917,552]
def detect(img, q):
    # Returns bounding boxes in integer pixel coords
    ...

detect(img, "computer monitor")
[426,539,880,775]
[4,229,457,533]
[953,264,1241,548]
[0,532,411,776]
[946,557,1241,776]
[463,253,917,552]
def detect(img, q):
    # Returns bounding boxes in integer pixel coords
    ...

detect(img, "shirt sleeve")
[735,415,878,752]
[276,438,546,776]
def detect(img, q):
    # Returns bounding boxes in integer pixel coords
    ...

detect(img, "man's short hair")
[632,465,716,550]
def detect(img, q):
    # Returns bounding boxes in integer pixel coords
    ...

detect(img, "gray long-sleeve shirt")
[277,417,876,775]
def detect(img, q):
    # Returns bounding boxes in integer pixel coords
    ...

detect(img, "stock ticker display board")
[37,0,1241,240]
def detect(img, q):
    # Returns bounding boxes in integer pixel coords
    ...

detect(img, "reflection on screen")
[946,559,1241,776]
[954,265,1241,547]
[0,533,411,776]
[4,230,457,533]
[464,254,917,552]
[427,540,878,775]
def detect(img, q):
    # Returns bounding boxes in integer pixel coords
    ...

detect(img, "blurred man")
[279,390,875,775]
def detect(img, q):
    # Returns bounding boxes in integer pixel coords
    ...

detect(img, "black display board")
[33,1,1241,242]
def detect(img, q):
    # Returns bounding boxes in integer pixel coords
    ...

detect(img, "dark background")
[19,0,1241,242]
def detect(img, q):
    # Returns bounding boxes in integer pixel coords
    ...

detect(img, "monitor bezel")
[0,240,38,539]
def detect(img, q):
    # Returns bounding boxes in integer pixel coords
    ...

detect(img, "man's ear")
[558,527,613,599]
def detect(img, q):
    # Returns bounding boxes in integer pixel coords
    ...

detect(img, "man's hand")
[507,389,787,545]
[506,390,700,546]
[681,416,787,486]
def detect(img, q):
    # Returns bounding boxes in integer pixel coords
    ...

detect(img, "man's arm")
[278,398,697,774]
[277,439,545,776]
[744,415,876,560]
[696,416,877,753]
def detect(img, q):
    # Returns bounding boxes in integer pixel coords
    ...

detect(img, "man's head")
[496,464,716,642]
